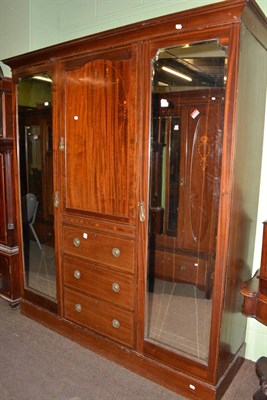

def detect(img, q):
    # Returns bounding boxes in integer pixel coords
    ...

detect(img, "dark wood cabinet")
[241,221,267,325]
[3,1,267,398]
[0,78,20,306]
[241,222,267,399]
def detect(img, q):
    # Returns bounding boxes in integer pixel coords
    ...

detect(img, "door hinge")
[59,137,65,151]
[54,191,59,208]
[139,201,145,222]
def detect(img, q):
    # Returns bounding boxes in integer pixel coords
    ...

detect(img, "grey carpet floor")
[147,280,212,362]
[0,298,260,400]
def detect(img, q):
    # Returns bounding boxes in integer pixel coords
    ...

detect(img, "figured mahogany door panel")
[63,49,136,222]
[179,100,223,255]
[0,153,7,243]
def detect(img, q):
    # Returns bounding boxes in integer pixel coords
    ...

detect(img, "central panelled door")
[59,45,138,348]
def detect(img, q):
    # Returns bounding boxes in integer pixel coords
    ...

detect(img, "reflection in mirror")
[18,73,56,301]
[146,40,227,363]
[0,95,2,137]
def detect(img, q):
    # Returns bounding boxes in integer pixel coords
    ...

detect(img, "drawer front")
[153,250,208,286]
[63,256,134,310]
[63,226,134,273]
[64,287,134,347]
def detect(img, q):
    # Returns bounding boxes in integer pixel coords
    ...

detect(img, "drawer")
[153,250,208,286]
[63,226,134,273]
[64,287,134,348]
[63,256,134,310]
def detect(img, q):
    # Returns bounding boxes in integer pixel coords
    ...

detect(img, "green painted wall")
[0,0,267,362]
[18,79,52,107]
[1,0,266,72]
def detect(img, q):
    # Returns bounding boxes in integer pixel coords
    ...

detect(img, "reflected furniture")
[241,221,267,400]
[3,1,267,399]
[22,193,42,250]
[0,77,20,306]
[19,106,54,247]
[149,88,223,299]
[18,84,56,309]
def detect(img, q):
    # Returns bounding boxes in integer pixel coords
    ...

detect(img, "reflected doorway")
[18,73,57,301]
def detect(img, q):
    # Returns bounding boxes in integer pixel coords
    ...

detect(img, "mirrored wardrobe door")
[17,72,57,306]
[145,40,228,365]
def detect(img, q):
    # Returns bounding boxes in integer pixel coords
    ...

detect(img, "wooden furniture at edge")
[3,1,267,399]
[0,78,20,306]
[241,221,267,400]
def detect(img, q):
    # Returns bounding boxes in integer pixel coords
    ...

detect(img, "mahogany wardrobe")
[2,0,267,399]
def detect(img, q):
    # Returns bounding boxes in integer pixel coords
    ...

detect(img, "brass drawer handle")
[112,319,120,329]
[75,304,82,312]
[73,269,81,279]
[112,247,120,257]
[73,237,81,247]
[112,282,120,293]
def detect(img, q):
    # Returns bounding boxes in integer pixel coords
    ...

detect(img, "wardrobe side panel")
[219,26,267,377]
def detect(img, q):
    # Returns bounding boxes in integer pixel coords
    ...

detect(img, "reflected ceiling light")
[158,81,169,86]
[161,66,192,82]
[160,99,169,108]
[32,75,52,83]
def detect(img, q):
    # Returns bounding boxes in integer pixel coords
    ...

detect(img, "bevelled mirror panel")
[146,40,227,364]
[18,73,56,301]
